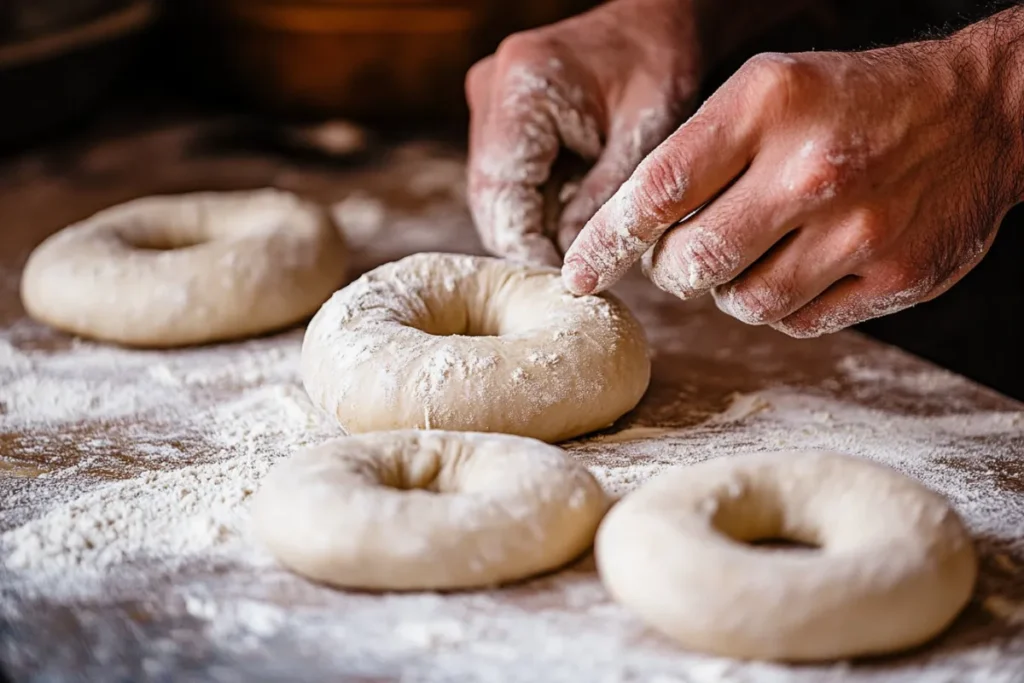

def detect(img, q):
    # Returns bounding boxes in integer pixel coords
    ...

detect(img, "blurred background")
[1,0,1021,401]
[0,0,604,147]
[0,0,932,147]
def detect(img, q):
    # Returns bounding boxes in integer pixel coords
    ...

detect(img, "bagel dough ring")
[20,189,347,347]
[251,430,609,590]
[595,450,977,661]
[301,252,650,443]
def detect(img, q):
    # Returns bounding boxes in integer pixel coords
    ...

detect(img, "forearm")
[946,5,1024,205]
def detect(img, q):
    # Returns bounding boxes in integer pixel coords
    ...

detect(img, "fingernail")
[562,257,598,295]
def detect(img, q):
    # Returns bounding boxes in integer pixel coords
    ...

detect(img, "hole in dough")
[454,325,499,338]
[747,537,820,552]
[420,321,499,338]
[707,478,824,550]
[117,229,205,251]
[372,450,449,493]
[412,297,506,338]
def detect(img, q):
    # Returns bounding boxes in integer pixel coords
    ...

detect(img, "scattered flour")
[836,353,966,393]
[3,323,1023,682]
[2,134,1024,679]
[1,325,341,600]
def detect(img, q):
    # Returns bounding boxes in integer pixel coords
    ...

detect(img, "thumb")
[556,108,679,255]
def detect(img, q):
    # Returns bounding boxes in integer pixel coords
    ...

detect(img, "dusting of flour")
[2,310,1023,682]
[0,325,341,598]
[2,136,1024,680]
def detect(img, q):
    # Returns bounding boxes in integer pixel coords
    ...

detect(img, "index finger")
[561,86,756,295]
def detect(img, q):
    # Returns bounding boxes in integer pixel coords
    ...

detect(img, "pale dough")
[20,188,347,347]
[301,252,651,443]
[251,430,609,590]
[595,450,977,661]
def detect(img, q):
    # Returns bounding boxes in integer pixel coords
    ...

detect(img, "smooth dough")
[251,430,609,590]
[595,450,977,661]
[301,252,651,443]
[20,188,347,347]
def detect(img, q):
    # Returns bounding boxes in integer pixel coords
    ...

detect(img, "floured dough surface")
[301,252,651,443]
[596,450,978,661]
[20,188,347,347]
[251,430,609,590]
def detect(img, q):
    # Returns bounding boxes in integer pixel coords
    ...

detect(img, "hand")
[562,15,1024,337]
[465,0,704,266]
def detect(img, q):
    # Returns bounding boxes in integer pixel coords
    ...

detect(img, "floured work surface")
[0,117,1022,683]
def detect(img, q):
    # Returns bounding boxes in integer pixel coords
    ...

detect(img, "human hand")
[562,20,1024,336]
[465,0,704,266]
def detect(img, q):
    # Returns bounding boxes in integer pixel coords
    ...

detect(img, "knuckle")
[644,238,696,299]
[855,266,931,320]
[489,33,564,109]
[495,31,551,69]
[879,260,932,299]
[772,302,852,338]
[685,236,731,282]
[788,158,842,200]
[722,277,793,324]
[674,227,741,290]
[740,287,787,324]
[632,155,691,226]
[578,219,629,263]
[646,227,736,299]
[742,52,807,109]
[465,57,494,99]
[782,144,858,202]
[843,209,889,257]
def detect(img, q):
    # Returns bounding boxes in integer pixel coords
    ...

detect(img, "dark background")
[2,0,1021,401]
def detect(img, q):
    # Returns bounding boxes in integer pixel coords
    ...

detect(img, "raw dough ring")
[595,450,977,661]
[301,252,650,443]
[251,431,609,590]
[20,189,347,347]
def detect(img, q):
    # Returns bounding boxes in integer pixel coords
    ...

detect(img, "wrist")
[945,8,1024,205]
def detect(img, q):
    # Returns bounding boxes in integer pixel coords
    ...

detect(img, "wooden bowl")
[184,0,481,121]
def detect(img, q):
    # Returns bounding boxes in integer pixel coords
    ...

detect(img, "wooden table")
[1,116,1022,682]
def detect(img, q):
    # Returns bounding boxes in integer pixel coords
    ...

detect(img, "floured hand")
[562,11,1024,336]
[464,0,702,266]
